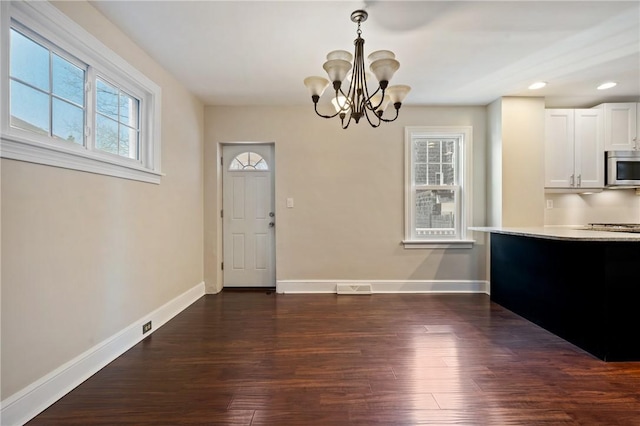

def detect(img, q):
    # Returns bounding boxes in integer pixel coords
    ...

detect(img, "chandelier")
[303,10,411,129]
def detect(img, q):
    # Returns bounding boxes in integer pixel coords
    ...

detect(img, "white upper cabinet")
[594,103,639,151]
[545,109,604,189]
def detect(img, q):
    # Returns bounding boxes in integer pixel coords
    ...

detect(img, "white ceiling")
[89,0,640,108]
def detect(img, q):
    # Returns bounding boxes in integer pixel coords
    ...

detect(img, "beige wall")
[487,97,546,227]
[204,105,487,291]
[501,97,546,226]
[1,1,204,399]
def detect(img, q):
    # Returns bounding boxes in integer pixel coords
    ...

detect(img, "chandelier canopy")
[304,10,411,129]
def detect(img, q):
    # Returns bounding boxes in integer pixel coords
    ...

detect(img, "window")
[95,78,140,159]
[10,27,87,145]
[229,152,268,171]
[404,126,474,248]
[1,1,162,183]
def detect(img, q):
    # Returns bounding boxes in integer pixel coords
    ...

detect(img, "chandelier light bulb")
[370,58,400,84]
[368,50,395,62]
[386,85,412,105]
[303,76,330,98]
[331,95,350,113]
[322,59,352,83]
[327,50,353,62]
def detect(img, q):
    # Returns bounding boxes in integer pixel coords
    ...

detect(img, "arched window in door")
[228,151,269,171]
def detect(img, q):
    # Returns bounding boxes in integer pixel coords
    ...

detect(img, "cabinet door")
[602,103,637,151]
[545,109,575,188]
[574,109,604,188]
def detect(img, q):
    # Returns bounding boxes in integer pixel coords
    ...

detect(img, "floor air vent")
[336,283,372,295]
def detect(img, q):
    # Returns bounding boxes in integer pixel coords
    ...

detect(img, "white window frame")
[0,1,163,184]
[403,126,474,249]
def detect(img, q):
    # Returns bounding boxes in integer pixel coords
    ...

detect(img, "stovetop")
[583,223,640,233]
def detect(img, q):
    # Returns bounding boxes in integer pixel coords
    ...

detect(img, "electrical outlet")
[142,321,152,334]
[546,199,553,209]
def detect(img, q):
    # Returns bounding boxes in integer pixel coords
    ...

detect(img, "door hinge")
[221,262,224,270]
[220,157,223,166]
[220,209,223,218]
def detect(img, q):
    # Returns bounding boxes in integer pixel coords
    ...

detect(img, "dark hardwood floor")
[28,291,640,425]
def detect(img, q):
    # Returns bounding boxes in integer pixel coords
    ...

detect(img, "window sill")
[1,134,164,184]
[402,239,475,249]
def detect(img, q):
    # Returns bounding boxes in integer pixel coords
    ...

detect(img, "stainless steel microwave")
[606,151,640,188]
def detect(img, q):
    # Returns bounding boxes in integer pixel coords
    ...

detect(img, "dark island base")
[490,232,640,362]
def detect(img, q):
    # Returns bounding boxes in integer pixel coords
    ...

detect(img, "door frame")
[217,141,276,290]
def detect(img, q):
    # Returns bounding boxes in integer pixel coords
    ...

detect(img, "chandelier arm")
[337,86,354,113]
[365,86,383,110]
[314,101,343,119]
[362,104,382,128]
[379,104,401,122]
[341,111,354,129]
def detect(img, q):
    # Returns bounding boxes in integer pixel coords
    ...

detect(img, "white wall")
[204,105,488,292]
[1,0,204,400]
[486,99,503,227]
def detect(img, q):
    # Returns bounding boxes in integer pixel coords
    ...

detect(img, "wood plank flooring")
[28,292,640,425]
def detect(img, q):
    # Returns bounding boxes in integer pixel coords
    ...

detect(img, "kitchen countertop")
[469,226,640,241]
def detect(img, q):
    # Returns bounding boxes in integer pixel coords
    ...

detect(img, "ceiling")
[89,0,640,108]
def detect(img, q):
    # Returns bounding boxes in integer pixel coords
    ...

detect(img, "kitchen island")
[471,226,640,362]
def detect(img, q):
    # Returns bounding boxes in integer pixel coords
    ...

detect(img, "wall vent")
[336,283,372,295]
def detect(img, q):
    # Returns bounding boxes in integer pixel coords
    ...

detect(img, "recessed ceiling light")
[528,81,547,90]
[597,82,617,90]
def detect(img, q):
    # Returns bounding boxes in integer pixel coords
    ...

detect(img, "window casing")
[404,126,474,249]
[0,1,162,183]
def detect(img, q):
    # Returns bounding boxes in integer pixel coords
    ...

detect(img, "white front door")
[222,144,275,287]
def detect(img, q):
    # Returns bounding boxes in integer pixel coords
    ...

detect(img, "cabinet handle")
[577,174,581,187]
[570,174,575,187]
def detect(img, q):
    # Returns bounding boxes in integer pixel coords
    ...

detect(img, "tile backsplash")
[545,189,640,226]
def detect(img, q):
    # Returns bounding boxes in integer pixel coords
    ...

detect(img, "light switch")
[286,197,294,208]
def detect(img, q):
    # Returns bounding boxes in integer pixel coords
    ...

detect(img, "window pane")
[10,80,50,134]
[443,139,456,158]
[52,54,84,106]
[229,152,269,171]
[428,141,441,163]
[96,114,119,155]
[119,125,138,159]
[414,139,427,163]
[119,92,139,128]
[254,159,268,170]
[415,189,456,236]
[96,79,119,120]
[415,163,427,185]
[10,29,50,91]
[427,164,441,185]
[53,98,83,144]
[442,164,455,185]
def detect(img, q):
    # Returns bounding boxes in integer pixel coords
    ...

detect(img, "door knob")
[269,222,275,228]
[269,212,275,217]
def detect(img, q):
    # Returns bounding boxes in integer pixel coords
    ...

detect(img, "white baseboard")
[0,282,205,426]
[276,280,489,294]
